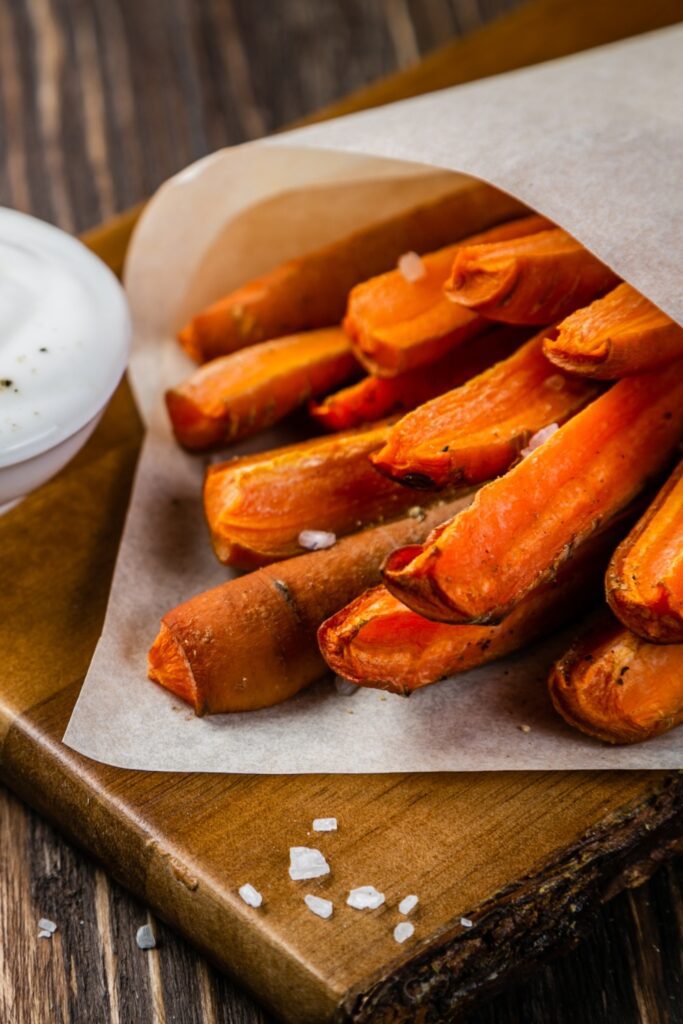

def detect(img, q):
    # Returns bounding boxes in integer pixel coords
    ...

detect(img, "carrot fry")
[606,460,683,644]
[344,214,549,376]
[179,182,527,362]
[445,228,619,325]
[371,327,597,489]
[548,612,683,744]
[204,422,450,568]
[148,494,473,714]
[319,514,625,693]
[308,326,526,432]
[382,363,683,625]
[166,327,357,451]
[543,283,683,379]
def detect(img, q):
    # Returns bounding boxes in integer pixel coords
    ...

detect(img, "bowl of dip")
[0,208,131,509]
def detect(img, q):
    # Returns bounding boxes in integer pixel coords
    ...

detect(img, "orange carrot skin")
[371,327,597,489]
[319,512,623,693]
[148,494,473,714]
[549,613,683,744]
[445,228,619,326]
[344,215,550,376]
[543,283,683,379]
[166,328,358,451]
[204,422,447,568]
[179,183,528,362]
[382,363,683,625]
[606,460,683,644]
[308,326,526,432]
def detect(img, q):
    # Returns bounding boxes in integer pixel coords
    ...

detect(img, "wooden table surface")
[1,1,681,1022]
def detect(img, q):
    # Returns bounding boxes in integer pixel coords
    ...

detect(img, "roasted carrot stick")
[319,514,625,693]
[344,214,549,376]
[179,182,527,362]
[204,421,449,568]
[166,327,357,451]
[444,228,619,325]
[383,363,683,624]
[148,494,474,714]
[606,461,683,644]
[371,327,597,489]
[308,326,526,432]
[549,612,683,744]
[543,283,683,379]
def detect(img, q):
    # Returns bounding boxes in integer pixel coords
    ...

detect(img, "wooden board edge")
[342,772,683,1022]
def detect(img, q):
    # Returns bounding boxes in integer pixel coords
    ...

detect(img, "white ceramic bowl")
[0,208,131,508]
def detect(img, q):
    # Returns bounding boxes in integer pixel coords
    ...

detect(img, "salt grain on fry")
[313,817,337,832]
[298,529,336,551]
[347,885,385,910]
[394,921,415,943]
[521,422,559,458]
[398,251,426,283]
[460,917,474,928]
[304,894,333,919]
[238,883,263,908]
[544,374,566,391]
[398,894,418,915]
[289,847,330,880]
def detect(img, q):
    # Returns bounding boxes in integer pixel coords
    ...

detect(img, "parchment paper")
[65,26,683,772]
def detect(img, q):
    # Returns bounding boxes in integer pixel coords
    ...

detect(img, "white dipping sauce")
[0,208,130,467]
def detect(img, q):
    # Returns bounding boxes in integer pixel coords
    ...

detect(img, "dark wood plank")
[1,1,682,1023]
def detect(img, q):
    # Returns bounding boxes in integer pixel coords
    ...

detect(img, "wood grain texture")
[1,1,682,1022]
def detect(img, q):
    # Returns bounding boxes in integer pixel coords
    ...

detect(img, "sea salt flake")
[298,529,336,551]
[38,918,57,934]
[398,894,419,915]
[136,924,157,949]
[394,921,415,943]
[460,917,474,928]
[334,676,359,696]
[347,885,385,910]
[289,847,330,880]
[37,929,52,939]
[398,251,426,282]
[239,883,263,908]
[304,894,333,919]
[521,422,559,458]
[313,817,337,832]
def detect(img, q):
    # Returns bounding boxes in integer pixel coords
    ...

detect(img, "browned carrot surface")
[148,494,473,714]
[344,214,549,376]
[606,460,683,643]
[543,283,683,379]
[371,327,597,489]
[382,362,683,625]
[549,613,683,744]
[166,327,358,451]
[319,513,624,693]
[204,421,450,568]
[179,182,526,362]
[445,228,619,325]
[308,326,526,432]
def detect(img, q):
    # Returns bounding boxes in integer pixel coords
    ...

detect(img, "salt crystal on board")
[238,883,263,908]
[304,894,333,919]
[394,921,415,943]
[37,930,52,940]
[136,924,157,949]
[298,529,336,551]
[37,918,57,934]
[289,847,330,880]
[398,251,426,282]
[313,818,337,832]
[347,885,385,910]
[398,894,419,915]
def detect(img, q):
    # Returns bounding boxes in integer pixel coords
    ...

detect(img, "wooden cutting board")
[1,1,682,1021]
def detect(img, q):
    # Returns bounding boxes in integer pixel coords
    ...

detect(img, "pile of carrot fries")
[149,179,683,745]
